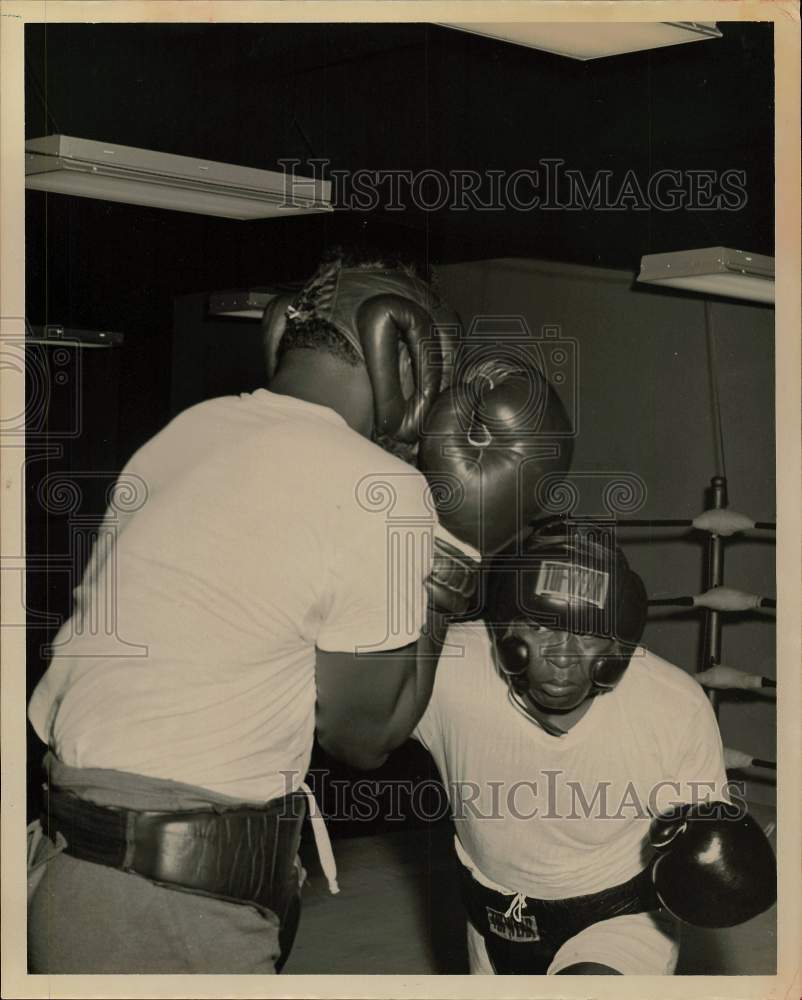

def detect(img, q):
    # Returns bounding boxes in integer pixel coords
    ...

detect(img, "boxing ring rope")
[615,479,777,774]
[647,588,776,611]
[695,664,776,690]
[615,475,777,774]
[612,513,775,534]
[723,749,777,771]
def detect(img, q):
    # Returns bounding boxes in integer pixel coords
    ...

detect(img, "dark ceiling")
[23,21,774,454]
[26,20,773,269]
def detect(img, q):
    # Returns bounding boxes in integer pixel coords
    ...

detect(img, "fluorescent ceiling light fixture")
[25,323,124,348]
[440,22,721,60]
[25,135,332,220]
[637,248,774,304]
[208,287,301,320]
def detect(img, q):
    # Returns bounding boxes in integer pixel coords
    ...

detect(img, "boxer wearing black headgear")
[410,517,775,976]
[487,520,648,723]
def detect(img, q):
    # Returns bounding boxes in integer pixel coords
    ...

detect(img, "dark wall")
[25,22,774,266]
[25,21,773,464]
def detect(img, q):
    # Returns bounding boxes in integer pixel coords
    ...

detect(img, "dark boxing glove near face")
[426,536,481,619]
[649,801,776,928]
[418,361,573,555]
[357,294,449,444]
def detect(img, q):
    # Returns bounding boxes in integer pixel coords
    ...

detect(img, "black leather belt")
[42,785,306,921]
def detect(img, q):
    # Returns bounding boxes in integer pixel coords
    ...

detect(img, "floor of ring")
[283,800,777,975]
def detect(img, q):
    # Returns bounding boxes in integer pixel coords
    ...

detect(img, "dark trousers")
[28,837,301,973]
[28,763,306,974]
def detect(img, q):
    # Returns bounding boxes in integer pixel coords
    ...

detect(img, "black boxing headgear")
[487,520,648,693]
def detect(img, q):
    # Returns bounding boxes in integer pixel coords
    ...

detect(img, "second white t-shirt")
[415,622,730,899]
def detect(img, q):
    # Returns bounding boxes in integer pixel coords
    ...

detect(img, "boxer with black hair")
[27,247,570,974]
[413,519,776,975]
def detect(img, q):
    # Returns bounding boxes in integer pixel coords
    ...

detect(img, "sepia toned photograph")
[1,2,799,998]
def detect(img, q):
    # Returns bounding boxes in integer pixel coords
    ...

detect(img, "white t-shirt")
[29,390,439,802]
[414,622,730,899]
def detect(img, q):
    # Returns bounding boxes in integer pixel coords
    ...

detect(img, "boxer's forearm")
[315,613,446,770]
[317,537,475,770]
[356,613,447,767]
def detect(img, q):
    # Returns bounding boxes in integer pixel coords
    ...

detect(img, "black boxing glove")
[261,291,295,380]
[425,535,481,619]
[418,357,573,554]
[649,801,777,927]
[357,294,450,444]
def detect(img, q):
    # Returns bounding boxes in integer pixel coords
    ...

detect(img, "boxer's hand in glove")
[649,801,776,927]
[419,357,573,555]
[426,536,480,618]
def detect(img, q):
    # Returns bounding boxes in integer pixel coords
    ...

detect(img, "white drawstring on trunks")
[299,780,340,894]
[504,891,529,923]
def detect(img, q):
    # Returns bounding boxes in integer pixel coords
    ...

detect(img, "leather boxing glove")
[418,357,573,554]
[357,294,452,444]
[261,291,295,380]
[649,801,777,927]
[426,535,480,619]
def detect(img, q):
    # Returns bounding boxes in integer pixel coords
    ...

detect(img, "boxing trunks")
[42,783,306,969]
[458,857,659,974]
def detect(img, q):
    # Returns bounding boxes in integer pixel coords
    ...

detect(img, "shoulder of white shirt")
[622,646,711,707]
[438,622,496,685]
